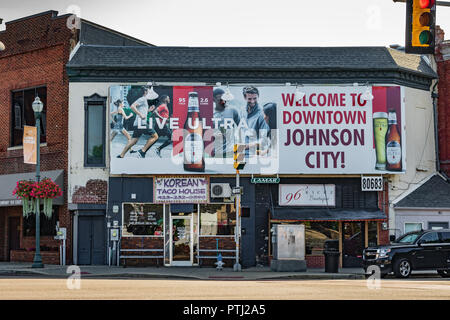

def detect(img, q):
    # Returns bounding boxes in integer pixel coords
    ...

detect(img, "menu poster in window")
[279,184,335,206]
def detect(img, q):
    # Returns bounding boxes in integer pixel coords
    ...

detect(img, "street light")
[31,96,44,268]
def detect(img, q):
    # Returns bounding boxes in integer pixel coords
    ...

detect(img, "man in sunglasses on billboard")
[241,86,270,156]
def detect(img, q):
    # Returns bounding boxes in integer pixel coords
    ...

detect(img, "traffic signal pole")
[234,169,242,272]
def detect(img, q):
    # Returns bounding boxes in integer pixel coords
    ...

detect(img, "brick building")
[436,27,450,177]
[0,10,150,264]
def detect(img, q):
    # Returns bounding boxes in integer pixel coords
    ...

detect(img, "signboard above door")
[279,184,335,207]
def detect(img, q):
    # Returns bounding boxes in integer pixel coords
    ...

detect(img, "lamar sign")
[251,177,280,184]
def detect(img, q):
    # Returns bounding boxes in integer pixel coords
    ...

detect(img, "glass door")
[170,216,193,266]
[342,222,365,268]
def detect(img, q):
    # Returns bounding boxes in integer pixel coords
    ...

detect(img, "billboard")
[109,85,405,174]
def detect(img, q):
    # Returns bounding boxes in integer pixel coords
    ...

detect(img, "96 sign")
[361,176,383,191]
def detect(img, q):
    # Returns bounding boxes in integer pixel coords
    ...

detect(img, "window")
[419,232,440,244]
[199,203,236,235]
[405,222,422,234]
[122,203,163,237]
[304,222,339,255]
[428,222,449,230]
[368,221,378,247]
[84,94,106,166]
[441,232,450,244]
[11,87,47,147]
[23,207,58,237]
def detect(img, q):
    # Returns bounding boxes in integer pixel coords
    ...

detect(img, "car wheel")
[394,258,412,278]
[437,270,450,278]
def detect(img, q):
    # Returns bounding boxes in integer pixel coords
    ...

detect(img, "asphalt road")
[0,278,449,300]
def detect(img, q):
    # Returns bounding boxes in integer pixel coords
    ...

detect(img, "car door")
[441,232,450,269]
[416,232,443,270]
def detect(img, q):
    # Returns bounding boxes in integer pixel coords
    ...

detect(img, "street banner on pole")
[23,125,37,164]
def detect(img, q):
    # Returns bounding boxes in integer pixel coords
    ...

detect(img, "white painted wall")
[68,82,113,203]
[388,85,437,235]
[395,209,450,237]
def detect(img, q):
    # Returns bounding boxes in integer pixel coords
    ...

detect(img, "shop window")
[11,87,47,147]
[122,203,163,237]
[84,94,106,166]
[368,221,378,247]
[404,222,422,234]
[304,222,339,255]
[199,203,236,235]
[23,207,58,237]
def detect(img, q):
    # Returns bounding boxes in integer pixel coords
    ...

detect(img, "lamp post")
[32,96,44,268]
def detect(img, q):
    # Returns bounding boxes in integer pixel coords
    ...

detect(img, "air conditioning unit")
[210,183,232,198]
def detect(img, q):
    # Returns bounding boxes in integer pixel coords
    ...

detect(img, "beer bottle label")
[386,142,401,165]
[184,133,203,164]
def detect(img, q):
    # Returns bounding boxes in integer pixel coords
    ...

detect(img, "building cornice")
[67,68,433,90]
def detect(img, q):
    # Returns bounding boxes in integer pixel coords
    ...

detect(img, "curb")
[0,269,364,280]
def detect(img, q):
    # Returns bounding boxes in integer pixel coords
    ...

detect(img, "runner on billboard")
[154,95,173,158]
[117,86,159,158]
[110,99,133,142]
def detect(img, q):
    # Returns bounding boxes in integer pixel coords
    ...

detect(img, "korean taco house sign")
[109,85,405,175]
[154,176,209,203]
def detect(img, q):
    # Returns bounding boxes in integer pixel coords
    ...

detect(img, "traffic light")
[233,144,246,170]
[405,0,436,54]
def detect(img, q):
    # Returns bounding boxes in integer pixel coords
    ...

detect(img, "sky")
[0,0,449,47]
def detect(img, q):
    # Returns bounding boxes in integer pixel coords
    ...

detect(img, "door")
[342,222,365,268]
[8,217,21,261]
[416,231,443,269]
[78,216,106,265]
[170,216,193,266]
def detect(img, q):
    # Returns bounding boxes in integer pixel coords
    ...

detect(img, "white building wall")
[68,82,113,203]
[388,85,437,236]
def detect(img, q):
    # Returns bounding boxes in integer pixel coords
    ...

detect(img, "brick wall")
[72,180,108,204]
[10,250,59,264]
[306,255,325,268]
[0,11,73,263]
[120,237,164,266]
[436,28,450,177]
[378,181,390,245]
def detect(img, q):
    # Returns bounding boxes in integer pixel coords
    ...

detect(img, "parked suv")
[363,229,450,278]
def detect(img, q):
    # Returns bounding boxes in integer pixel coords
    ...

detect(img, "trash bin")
[323,240,340,273]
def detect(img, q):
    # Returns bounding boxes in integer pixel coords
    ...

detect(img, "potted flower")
[31,178,63,218]
[13,178,62,218]
[12,180,35,217]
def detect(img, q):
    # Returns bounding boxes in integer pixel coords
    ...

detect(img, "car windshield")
[395,232,421,244]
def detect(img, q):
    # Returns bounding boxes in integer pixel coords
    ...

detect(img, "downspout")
[431,79,439,173]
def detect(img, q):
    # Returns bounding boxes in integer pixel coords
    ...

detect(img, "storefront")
[0,170,64,263]
[67,45,437,267]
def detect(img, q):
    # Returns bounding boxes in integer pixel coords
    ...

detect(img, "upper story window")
[11,86,47,147]
[84,94,107,167]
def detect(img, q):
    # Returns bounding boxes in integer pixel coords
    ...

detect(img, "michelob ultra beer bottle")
[183,92,205,172]
[386,109,402,171]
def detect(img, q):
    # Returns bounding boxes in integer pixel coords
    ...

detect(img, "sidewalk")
[0,262,366,280]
